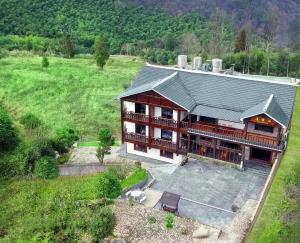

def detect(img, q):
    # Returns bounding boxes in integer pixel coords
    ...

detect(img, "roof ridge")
[263,94,274,112]
[152,72,178,89]
[145,63,297,86]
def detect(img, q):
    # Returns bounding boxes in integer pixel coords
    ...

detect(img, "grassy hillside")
[0,54,144,139]
[247,88,300,242]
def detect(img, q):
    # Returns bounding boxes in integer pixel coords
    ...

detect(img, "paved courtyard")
[148,158,269,229]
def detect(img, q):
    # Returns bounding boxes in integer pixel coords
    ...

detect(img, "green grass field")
[247,89,300,242]
[0,54,144,140]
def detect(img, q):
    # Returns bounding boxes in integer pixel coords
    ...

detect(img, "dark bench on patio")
[159,191,181,215]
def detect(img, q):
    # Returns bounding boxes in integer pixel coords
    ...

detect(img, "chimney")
[212,58,222,73]
[193,57,202,70]
[178,55,187,69]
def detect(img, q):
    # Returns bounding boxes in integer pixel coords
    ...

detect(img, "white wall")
[173,110,178,121]
[124,121,135,133]
[145,105,149,115]
[124,101,135,112]
[218,120,245,130]
[154,107,162,117]
[154,127,161,138]
[172,132,177,143]
[126,142,183,164]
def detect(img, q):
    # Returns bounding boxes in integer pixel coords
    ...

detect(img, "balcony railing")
[181,121,280,147]
[123,112,149,123]
[151,138,177,150]
[246,133,278,146]
[124,132,148,144]
[152,116,178,128]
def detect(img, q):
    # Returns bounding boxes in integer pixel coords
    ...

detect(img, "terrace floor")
[145,158,269,229]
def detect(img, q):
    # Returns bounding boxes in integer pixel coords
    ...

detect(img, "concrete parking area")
[148,158,269,229]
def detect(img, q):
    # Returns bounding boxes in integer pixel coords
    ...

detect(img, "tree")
[96,128,114,164]
[164,33,176,51]
[178,33,200,56]
[42,56,49,67]
[60,34,75,58]
[94,35,110,70]
[235,29,246,53]
[0,105,18,152]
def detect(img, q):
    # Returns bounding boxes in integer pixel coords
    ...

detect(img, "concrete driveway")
[149,158,269,229]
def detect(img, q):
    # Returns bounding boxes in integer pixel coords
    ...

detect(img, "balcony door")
[135,103,146,114]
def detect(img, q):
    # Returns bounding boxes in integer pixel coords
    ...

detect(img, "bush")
[20,113,42,130]
[0,105,18,152]
[107,163,131,180]
[52,127,79,153]
[34,156,59,179]
[148,215,156,224]
[90,206,115,241]
[98,173,122,199]
[165,213,175,229]
[42,56,49,67]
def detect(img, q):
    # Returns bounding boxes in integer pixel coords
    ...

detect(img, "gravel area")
[111,199,221,243]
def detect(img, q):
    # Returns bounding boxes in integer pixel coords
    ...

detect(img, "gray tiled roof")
[120,65,297,127]
[240,94,288,127]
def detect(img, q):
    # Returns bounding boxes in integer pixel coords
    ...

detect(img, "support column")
[176,109,180,155]
[121,99,124,144]
[213,138,217,158]
[148,105,154,148]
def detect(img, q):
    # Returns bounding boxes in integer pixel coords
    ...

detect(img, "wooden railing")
[151,138,177,150]
[247,133,278,146]
[181,121,279,147]
[124,132,148,144]
[216,146,242,164]
[152,116,178,128]
[123,112,149,122]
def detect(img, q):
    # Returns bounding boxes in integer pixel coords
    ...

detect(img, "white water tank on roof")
[178,55,188,69]
[212,58,223,73]
[193,57,202,70]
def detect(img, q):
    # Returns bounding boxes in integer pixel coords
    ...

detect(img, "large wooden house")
[119,64,297,167]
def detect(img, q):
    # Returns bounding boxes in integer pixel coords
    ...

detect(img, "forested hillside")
[0,0,234,54]
[132,0,300,49]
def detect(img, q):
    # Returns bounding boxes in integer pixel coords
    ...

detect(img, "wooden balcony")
[124,132,148,144]
[246,133,278,146]
[123,111,149,123]
[151,138,177,151]
[152,116,178,128]
[181,121,280,148]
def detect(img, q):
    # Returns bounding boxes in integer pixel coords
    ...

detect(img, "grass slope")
[247,88,300,242]
[0,54,144,139]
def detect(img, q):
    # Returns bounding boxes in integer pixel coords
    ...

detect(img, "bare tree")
[178,33,200,56]
[262,4,282,75]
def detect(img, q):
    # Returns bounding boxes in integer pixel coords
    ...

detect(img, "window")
[161,129,172,141]
[135,103,146,114]
[191,114,198,123]
[199,116,217,124]
[160,150,173,159]
[135,124,146,135]
[254,124,274,133]
[220,141,240,150]
[134,144,147,153]
[161,108,173,119]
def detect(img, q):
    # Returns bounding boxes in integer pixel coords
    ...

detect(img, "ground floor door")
[250,147,272,164]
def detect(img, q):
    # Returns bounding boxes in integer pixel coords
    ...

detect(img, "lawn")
[0,54,144,140]
[247,88,300,242]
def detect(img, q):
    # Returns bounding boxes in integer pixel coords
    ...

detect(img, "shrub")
[98,173,122,199]
[165,213,175,229]
[0,105,18,152]
[148,215,156,224]
[181,227,189,235]
[107,163,131,180]
[42,56,49,67]
[34,156,59,179]
[20,113,42,130]
[52,127,79,153]
[90,206,115,241]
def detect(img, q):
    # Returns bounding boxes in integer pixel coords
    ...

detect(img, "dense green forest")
[0,0,235,54]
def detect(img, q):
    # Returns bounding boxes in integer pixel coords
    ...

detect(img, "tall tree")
[179,33,200,55]
[94,35,110,70]
[60,34,75,58]
[164,33,176,51]
[96,128,114,164]
[234,29,246,53]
